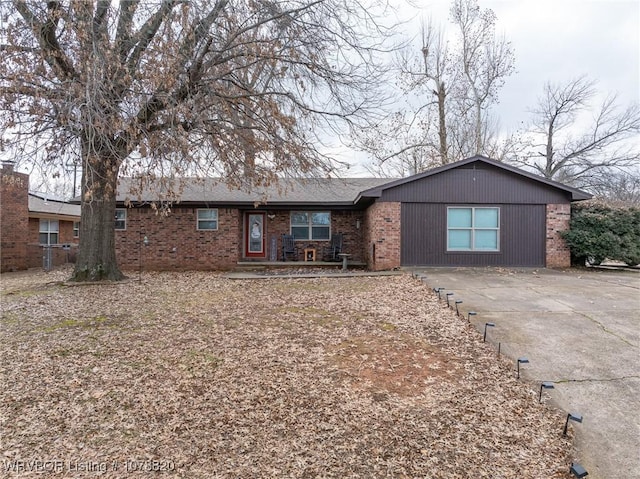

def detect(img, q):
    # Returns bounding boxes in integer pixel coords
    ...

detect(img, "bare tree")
[451,0,513,155]
[1,0,392,281]
[353,19,451,177]
[519,76,640,187]
[354,0,514,176]
[588,171,640,204]
[419,20,452,164]
[359,109,439,177]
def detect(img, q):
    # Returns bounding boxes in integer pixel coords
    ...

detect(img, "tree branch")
[92,0,111,41]
[14,0,78,80]
[115,0,140,62]
[125,0,179,76]
[0,84,67,101]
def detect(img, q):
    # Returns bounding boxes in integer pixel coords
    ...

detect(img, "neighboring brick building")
[114,156,591,271]
[1,162,29,272]
[0,162,80,272]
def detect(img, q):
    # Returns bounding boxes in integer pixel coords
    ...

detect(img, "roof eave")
[29,212,80,221]
[115,200,364,209]
[571,191,593,201]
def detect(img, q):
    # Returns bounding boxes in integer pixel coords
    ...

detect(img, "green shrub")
[562,201,640,266]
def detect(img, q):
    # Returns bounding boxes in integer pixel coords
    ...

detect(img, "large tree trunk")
[71,150,124,282]
[436,80,449,164]
[474,99,482,154]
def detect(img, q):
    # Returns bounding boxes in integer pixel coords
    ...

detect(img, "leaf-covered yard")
[1,269,574,478]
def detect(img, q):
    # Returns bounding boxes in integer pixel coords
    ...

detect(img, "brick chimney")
[1,162,29,271]
[2,160,16,172]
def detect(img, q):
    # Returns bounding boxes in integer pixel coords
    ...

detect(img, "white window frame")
[115,209,127,230]
[39,219,59,245]
[290,211,331,241]
[73,221,80,238]
[447,207,500,252]
[197,208,218,231]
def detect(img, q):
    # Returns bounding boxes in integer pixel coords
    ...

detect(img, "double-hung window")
[197,209,218,230]
[39,219,59,245]
[115,209,127,230]
[73,221,80,238]
[447,207,499,251]
[290,212,330,240]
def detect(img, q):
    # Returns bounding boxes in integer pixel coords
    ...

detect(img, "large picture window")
[290,211,330,240]
[197,209,218,230]
[447,207,499,251]
[39,219,59,245]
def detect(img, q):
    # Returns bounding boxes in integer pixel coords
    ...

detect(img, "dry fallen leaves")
[0,267,575,478]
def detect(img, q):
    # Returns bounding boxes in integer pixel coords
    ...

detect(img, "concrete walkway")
[412,267,640,479]
[223,270,403,279]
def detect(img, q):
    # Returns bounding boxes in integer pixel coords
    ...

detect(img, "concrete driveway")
[412,267,639,479]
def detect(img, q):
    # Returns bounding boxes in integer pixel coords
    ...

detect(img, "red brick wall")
[331,210,365,262]
[364,201,401,271]
[115,207,241,271]
[546,203,571,268]
[0,167,29,272]
[28,217,77,244]
[115,207,366,270]
[26,218,78,268]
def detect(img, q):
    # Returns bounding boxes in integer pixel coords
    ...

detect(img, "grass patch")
[277,306,342,328]
[0,312,21,325]
[378,321,397,331]
[38,315,120,333]
[179,350,224,378]
[49,347,77,358]
[186,350,224,366]
[272,281,325,293]
[3,289,42,298]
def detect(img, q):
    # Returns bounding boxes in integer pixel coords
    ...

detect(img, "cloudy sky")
[342,0,639,173]
[8,0,639,186]
[411,0,637,123]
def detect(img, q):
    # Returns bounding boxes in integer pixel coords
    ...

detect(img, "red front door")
[245,212,266,258]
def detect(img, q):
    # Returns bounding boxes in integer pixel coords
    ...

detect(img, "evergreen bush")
[562,201,640,266]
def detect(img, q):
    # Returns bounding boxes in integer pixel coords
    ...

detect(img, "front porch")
[240,209,366,265]
[235,259,367,272]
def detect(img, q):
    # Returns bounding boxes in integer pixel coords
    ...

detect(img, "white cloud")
[485,0,638,127]
[393,0,639,130]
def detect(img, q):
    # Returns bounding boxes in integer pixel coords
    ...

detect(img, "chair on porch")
[281,234,298,261]
[323,233,343,261]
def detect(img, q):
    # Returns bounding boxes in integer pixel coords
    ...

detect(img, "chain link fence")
[27,244,79,271]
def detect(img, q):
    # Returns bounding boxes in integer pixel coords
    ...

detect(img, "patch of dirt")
[330,334,461,397]
[0,268,575,478]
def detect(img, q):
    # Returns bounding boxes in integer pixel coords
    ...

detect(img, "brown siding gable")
[358,155,592,203]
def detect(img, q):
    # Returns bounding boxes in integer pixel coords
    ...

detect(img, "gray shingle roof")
[115,156,591,207]
[29,193,81,218]
[117,177,393,206]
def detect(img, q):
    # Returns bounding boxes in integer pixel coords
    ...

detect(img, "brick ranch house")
[113,155,591,271]
[1,162,81,272]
